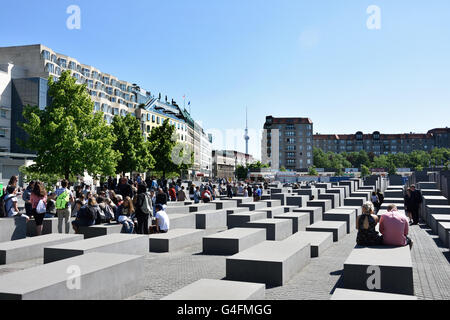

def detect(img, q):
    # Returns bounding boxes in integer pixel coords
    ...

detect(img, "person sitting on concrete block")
[379,205,413,250]
[149,204,170,234]
[356,202,383,246]
[72,198,100,234]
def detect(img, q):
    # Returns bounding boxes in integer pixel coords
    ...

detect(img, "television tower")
[244,107,250,155]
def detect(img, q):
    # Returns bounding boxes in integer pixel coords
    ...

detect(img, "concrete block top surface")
[204,228,266,239]
[228,241,308,262]
[426,205,450,209]
[309,221,346,228]
[247,218,290,225]
[0,252,142,294]
[273,212,309,219]
[423,196,448,201]
[331,288,417,300]
[325,209,355,214]
[162,279,265,300]
[344,245,412,267]
[149,228,203,239]
[431,214,450,220]
[47,234,147,251]
[438,221,450,229]
[0,234,82,250]
[284,231,332,244]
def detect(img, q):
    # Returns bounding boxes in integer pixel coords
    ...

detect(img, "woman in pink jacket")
[30,181,47,236]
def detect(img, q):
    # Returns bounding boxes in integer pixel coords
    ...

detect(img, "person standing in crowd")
[30,181,47,236]
[376,189,384,207]
[247,185,253,199]
[118,177,134,199]
[169,184,177,202]
[55,180,74,234]
[356,201,383,246]
[134,183,152,234]
[177,186,187,202]
[379,204,413,249]
[404,188,413,224]
[409,185,423,225]
[45,192,57,218]
[22,181,35,218]
[371,191,380,213]
[226,184,233,198]
[194,186,201,204]
[149,204,170,234]
[201,188,212,203]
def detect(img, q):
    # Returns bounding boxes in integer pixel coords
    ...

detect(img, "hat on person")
[116,195,123,201]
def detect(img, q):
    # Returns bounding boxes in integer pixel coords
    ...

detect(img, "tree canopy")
[18,70,119,180]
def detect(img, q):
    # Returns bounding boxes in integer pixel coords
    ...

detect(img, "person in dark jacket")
[72,197,101,234]
[134,183,151,234]
[155,188,168,206]
[404,188,414,224]
[117,177,134,199]
[409,185,423,225]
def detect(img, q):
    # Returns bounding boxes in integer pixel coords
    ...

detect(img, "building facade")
[0,44,211,180]
[314,129,450,155]
[212,150,255,180]
[261,116,314,171]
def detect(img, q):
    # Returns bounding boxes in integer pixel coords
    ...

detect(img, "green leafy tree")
[112,114,154,175]
[148,119,192,177]
[308,166,319,176]
[361,164,370,178]
[18,70,119,180]
[236,165,249,180]
[280,166,287,172]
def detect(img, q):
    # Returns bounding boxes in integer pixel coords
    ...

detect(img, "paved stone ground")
[1,223,449,300]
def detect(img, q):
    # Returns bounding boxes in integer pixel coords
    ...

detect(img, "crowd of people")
[0,175,424,251]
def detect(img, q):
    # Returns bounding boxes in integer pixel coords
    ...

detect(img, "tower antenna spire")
[244,106,250,155]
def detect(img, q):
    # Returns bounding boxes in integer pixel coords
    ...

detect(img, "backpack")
[140,193,153,216]
[55,191,70,210]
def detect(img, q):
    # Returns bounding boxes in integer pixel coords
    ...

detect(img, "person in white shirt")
[5,186,29,221]
[149,204,170,234]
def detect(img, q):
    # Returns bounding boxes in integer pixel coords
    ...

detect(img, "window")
[157,117,160,124]
[287,138,296,144]
[286,152,295,158]
[94,102,100,111]
[41,50,51,60]
[58,58,67,68]
[45,63,55,73]
[68,61,76,70]
[0,110,7,118]
[152,115,155,123]
[0,129,6,137]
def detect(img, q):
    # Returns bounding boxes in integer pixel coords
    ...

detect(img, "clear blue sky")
[1,0,450,159]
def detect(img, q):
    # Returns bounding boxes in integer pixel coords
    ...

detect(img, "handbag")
[36,199,47,214]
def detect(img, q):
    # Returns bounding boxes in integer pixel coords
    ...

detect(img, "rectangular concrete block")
[338,206,362,220]
[423,198,450,224]
[0,217,27,242]
[430,214,450,234]
[307,200,332,213]
[169,214,196,229]
[417,182,437,190]
[283,231,333,258]
[326,188,345,207]
[203,228,266,255]
[270,193,287,206]
[421,189,442,196]
[258,206,285,218]
[226,207,250,215]
[238,202,268,211]
[226,241,310,287]
[382,198,404,204]
[227,212,268,229]
[44,234,148,263]
[331,288,417,300]
[323,209,356,234]
[344,197,366,207]
[261,199,282,207]
[195,210,227,229]
[343,245,414,295]
[220,197,253,205]
[273,212,310,233]
[245,219,293,241]
[380,203,405,211]
[78,223,123,239]
[384,190,404,198]
[26,218,59,237]
[306,221,346,242]
[293,207,323,225]
[0,252,145,300]
[211,200,237,210]
[189,203,217,213]
[0,234,83,265]
[318,193,340,209]
[286,195,309,208]
[437,221,450,247]
[162,279,265,300]
[166,205,191,214]
[149,229,205,252]
[294,189,319,199]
